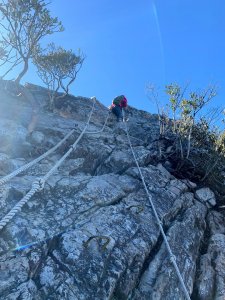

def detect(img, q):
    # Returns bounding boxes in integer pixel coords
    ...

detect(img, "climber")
[109,95,128,122]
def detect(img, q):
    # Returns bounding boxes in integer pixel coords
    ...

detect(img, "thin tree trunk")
[179,137,184,159]
[186,124,193,159]
[186,129,191,159]
[15,59,29,84]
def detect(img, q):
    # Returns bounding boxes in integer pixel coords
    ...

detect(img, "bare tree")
[146,83,170,136]
[0,0,63,83]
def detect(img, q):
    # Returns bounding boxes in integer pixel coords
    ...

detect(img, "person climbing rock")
[109,95,128,122]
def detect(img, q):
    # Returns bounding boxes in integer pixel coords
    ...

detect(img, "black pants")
[112,106,123,122]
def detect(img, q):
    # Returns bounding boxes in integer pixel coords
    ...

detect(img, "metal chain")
[124,121,191,300]
[0,97,96,232]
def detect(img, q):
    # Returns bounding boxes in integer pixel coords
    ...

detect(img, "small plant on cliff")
[167,84,225,201]
[147,83,225,200]
[34,43,85,110]
[0,0,63,83]
[165,84,217,159]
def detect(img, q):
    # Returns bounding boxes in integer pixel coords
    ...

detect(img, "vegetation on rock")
[34,43,85,110]
[147,83,225,204]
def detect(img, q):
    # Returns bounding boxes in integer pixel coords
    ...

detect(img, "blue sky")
[5,0,225,114]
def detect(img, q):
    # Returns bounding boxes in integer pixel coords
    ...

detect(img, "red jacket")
[111,95,128,108]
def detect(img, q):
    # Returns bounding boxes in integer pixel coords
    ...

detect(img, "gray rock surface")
[30,131,45,145]
[195,187,217,208]
[196,234,225,300]
[0,153,14,175]
[0,118,28,156]
[0,81,224,299]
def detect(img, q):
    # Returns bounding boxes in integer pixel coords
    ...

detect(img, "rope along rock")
[124,121,191,300]
[0,97,96,232]
[0,129,75,185]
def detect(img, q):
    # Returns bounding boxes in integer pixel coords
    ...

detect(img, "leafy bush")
[147,83,225,203]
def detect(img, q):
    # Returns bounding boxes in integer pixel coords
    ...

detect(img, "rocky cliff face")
[0,82,225,300]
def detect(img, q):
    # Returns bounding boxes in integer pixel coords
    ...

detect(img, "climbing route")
[0,97,97,231]
[124,120,191,300]
[0,129,75,185]
[0,98,192,299]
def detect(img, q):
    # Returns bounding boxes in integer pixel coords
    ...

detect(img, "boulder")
[195,187,216,208]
